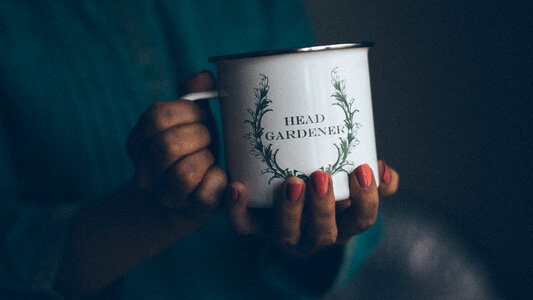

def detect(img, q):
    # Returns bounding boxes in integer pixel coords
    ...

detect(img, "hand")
[226,161,399,256]
[126,70,227,221]
[56,71,228,297]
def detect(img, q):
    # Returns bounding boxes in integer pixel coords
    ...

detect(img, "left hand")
[226,160,399,256]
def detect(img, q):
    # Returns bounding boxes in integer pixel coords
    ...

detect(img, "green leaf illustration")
[243,69,361,184]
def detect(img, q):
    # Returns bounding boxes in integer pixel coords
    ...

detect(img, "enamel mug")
[183,43,378,207]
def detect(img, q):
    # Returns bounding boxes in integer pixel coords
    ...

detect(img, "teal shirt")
[0,1,380,298]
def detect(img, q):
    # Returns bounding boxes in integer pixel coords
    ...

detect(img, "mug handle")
[181,90,219,101]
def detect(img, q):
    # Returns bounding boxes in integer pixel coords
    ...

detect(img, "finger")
[127,71,216,191]
[377,160,399,197]
[226,182,259,235]
[178,70,216,96]
[301,171,338,252]
[276,177,305,248]
[126,100,207,162]
[178,70,220,158]
[159,166,227,221]
[189,166,228,211]
[337,164,379,243]
[161,149,215,207]
[150,123,211,175]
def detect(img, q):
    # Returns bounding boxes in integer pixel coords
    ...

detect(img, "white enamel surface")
[181,90,219,101]
[213,48,377,207]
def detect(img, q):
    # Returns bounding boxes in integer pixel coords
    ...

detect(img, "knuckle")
[158,128,180,151]
[173,150,214,187]
[165,124,210,153]
[282,214,300,226]
[158,125,206,158]
[315,209,335,221]
[320,229,338,245]
[148,100,201,132]
[366,196,380,212]
[208,167,229,187]
[192,167,228,209]
[172,160,190,180]
[192,123,210,138]
[166,154,216,200]
[172,162,198,192]
[351,188,379,211]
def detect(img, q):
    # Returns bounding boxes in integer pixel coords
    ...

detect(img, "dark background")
[304,0,532,298]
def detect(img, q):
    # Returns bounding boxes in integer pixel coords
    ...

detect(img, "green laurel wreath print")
[243,68,361,184]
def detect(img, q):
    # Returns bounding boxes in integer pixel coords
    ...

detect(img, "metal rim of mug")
[208,42,374,63]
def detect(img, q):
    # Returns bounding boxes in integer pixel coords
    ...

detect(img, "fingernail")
[286,182,303,203]
[355,164,373,187]
[229,185,239,201]
[310,171,329,196]
[382,162,391,184]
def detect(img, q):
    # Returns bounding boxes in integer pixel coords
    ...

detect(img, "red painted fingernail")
[286,182,303,203]
[355,164,373,187]
[310,171,329,196]
[382,162,391,184]
[229,185,239,201]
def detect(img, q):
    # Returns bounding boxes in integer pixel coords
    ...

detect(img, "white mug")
[183,43,378,207]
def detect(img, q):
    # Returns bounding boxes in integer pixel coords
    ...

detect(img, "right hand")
[226,162,398,257]
[126,70,227,221]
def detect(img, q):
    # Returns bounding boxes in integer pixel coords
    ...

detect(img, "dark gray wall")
[304,1,532,298]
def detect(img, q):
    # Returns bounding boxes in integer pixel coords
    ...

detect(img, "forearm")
[54,182,206,298]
